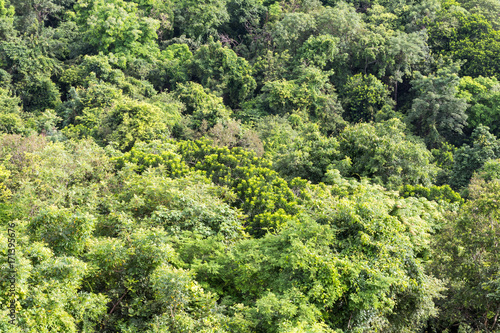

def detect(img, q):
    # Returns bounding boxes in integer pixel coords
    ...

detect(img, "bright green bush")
[400,184,463,204]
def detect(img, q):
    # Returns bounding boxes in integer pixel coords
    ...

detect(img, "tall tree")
[407,62,468,147]
[431,173,500,332]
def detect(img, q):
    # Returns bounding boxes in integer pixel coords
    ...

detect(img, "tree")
[0,239,109,332]
[258,66,344,135]
[205,119,264,156]
[81,228,226,332]
[269,11,317,54]
[112,166,246,239]
[73,0,160,57]
[172,0,229,41]
[340,73,394,123]
[179,181,445,332]
[29,207,96,256]
[399,183,463,204]
[9,0,63,33]
[174,82,232,130]
[20,75,61,113]
[192,38,256,108]
[259,117,340,183]
[0,164,11,202]
[97,98,173,151]
[431,175,500,332]
[337,118,439,188]
[128,0,175,42]
[304,181,444,332]
[428,7,500,77]
[0,0,15,40]
[0,35,61,82]
[222,0,266,39]
[147,43,193,91]
[294,34,339,70]
[0,137,112,332]
[0,87,30,134]
[457,0,500,29]
[59,54,157,101]
[407,63,468,147]
[448,13,500,78]
[457,76,500,137]
[176,139,299,235]
[450,125,500,190]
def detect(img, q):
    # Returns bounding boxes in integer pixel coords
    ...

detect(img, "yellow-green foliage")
[0,164,11,201]
[177,139,299,235]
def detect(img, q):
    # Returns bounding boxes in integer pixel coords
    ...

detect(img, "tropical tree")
[192,38,256,108]
[73,0,160,57]
[337,119,439,188]
[407,63,468,147]
[340,73,394,123]
[431,173,500,332]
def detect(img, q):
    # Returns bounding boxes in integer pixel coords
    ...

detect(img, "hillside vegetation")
[1,0,500,332]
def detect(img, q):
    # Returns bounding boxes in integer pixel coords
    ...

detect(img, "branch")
[109,290,129,315]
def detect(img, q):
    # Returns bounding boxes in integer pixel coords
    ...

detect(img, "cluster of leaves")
[400,184,463,204]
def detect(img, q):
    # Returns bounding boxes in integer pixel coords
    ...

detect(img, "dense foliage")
[1,0,499,332]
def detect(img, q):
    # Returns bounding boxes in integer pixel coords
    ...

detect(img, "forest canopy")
[1,0,500,332]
